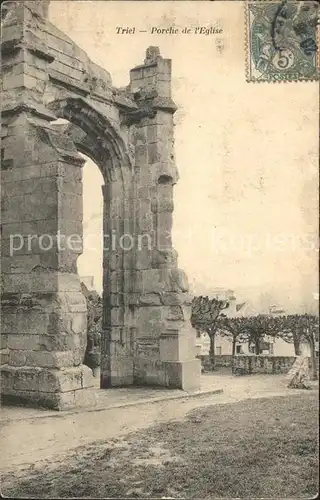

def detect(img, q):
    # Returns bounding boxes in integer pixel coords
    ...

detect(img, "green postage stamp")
[246,0,319,82]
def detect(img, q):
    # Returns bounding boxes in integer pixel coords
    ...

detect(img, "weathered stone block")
[139,212,153,232]
[8,350,27,367]
[0,366,16,392]
[130,67,143,80]
[81,364,95,388]
[164,359,201,391]
[102,356,134,387]
[166,305,184,321]
[36,332,86,357]
[2,177,57,199]
[1,335,8,350]
[58,273,83,292]
[159,331,196,362]
[0,385,98,411]
[2,254,41,274]
[140,269,170,294]
[0,349,10,365]
[160,292,191,306]
[147,125,157,144]
[58,193,82,222]
[73,387,98,409]
[133,358,166,386]
[152,248,177,268]
[7,308,53,334]
[2,73,24,90]
[135,306,165,337]
[136,247,152,270]
[110,307,123,326]
[156,81,171,98]
[37,366,94,393]
[148,143,159,164]
[7,334,41,351]
[169,268,189,292]
[12,366,42,392]
[25,350,75,368]
[139,293,161,306]
[65,292,87,313]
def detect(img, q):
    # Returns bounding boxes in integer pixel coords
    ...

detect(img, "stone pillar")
[128,47,201,390]
[1,111,96,409]
[0,2,95,409]
[100,178,136,388]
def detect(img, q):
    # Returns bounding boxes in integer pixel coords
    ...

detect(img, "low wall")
[233,355,297,375]
[198,354,233,371]
[198,354,318,374]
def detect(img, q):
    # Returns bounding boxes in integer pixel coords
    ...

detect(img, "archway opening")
[77,153,104,296]
[78,154,104,383]
[50,117,107,384]
[48,101,132,390]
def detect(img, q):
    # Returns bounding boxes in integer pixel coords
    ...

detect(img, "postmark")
[246,0,319,82]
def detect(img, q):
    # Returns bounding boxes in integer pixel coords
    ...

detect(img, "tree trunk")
[209,332,216,371]
[255,337,261,355]
[232,335,236,356]
[309,334,318,381]
[293,333,301,356]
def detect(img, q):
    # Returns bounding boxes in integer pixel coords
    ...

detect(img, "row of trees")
[191,296,319,380]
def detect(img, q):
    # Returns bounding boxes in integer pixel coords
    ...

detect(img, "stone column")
[0,2,95,409]
[100,178,136,388]
[128,47,201,390]
[1,111,96,409]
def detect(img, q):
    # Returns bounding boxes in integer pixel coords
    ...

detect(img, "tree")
[216,316,249,356]
[270,314,303,355]
[191,296,229,370]
[81,282,102,372]
[275,314,319,380]
[238,315,280,355]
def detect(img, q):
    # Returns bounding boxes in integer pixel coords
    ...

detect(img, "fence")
[198,354,318,375]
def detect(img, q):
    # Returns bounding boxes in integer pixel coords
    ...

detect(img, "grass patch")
[2,393,318,498]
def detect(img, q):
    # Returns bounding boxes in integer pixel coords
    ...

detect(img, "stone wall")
[233,356,297,375]
[198,355,233,371]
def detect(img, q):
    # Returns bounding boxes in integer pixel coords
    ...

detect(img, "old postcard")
[1,0,319,498]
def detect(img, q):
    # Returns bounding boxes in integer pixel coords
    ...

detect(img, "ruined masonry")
[0,1,201,409]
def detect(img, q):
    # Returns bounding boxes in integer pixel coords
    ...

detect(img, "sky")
[49,1,319,313]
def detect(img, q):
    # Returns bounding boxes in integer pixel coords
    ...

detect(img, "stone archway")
[0,1,200,409]
[45,96,137,391]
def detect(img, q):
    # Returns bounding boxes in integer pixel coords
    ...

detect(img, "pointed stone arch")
[46,96,139,389]
[47,97,131,182]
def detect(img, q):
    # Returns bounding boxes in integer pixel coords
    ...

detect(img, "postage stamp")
[246,0,319,82]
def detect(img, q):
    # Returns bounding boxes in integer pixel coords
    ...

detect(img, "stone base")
[164,359,201,391]
[159,331,197,362]
[102,355,201,392]
[1,387,98,411]
[101,355,134,388]
[1,364,96,410]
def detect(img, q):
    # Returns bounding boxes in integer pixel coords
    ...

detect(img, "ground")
[1,373,318,498]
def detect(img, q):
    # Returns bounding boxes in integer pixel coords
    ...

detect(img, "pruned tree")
[216,316,249,356]
[274,314,319,380]
[270,314,304,355]
[238,314,281,355]
[191,296,229,369]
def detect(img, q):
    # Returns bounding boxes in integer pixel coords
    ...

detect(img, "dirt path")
[1,374,317,474]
